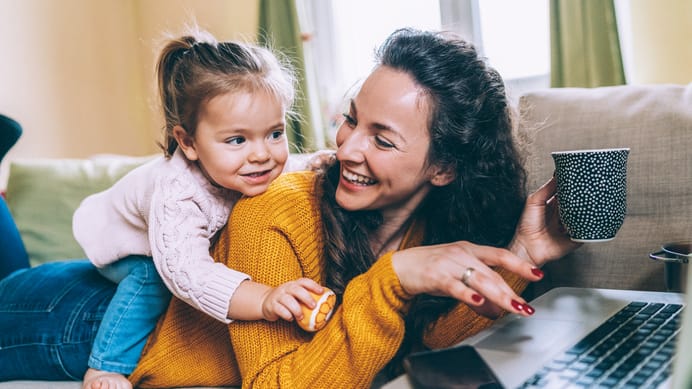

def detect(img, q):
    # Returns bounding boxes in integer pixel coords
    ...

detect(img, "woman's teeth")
[343,170,376,185]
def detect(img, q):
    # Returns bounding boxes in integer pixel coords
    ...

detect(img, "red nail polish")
[511,299,524,312]
[472,294,483,303]
[524,304,536,315]
[531,268,544,278]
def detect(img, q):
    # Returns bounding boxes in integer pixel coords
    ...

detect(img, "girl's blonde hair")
[156,28,296,157]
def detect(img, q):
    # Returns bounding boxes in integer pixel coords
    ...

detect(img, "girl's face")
[177,90,289,197]
[334,66,448,221]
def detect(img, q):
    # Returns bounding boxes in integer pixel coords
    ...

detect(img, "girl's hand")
[391,241,543,317]
[509,177,581,267]
[260,278,324,322]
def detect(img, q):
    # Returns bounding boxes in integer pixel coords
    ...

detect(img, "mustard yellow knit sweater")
[129,171,527,388]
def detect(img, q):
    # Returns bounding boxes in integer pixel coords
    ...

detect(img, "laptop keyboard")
[516,301,684,389]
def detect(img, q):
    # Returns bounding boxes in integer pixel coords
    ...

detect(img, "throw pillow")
[5,154,156,266]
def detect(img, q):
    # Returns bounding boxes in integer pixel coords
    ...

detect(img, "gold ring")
[461,267,475,287]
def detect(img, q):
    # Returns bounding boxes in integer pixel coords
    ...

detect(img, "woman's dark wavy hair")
[316,28,527,376]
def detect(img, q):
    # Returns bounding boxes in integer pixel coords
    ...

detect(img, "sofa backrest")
[519,83,692,296]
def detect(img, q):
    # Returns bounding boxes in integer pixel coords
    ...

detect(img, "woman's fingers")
[392,241,541,317]
[527,176,557,205]
[462,243,541,315]
[456,263,535,316]
[464,243,544,282]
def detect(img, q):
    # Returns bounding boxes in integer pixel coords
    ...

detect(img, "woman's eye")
[375,135,395,149]
[342,113,356,127]
[226,136,245,145]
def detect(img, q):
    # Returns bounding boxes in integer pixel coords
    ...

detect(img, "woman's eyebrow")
[351,100,407,142]
[349,100,357,115]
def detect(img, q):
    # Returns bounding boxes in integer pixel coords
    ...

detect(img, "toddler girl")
[72,29,322,389]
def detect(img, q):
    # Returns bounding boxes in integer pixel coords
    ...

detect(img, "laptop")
[386,264,691,389]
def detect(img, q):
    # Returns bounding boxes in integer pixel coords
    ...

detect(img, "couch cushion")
[520,83,692,294]
[5,154,155,266]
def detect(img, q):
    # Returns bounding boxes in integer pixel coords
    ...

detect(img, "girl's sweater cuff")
[200,264,250,323]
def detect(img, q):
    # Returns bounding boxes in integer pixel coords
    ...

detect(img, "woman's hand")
[391,241,543,317]
[509,177,581,267]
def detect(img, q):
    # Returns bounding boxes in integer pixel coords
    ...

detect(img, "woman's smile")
[341,168,377,186]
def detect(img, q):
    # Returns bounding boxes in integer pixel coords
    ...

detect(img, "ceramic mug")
[648,241,692,264]
[552,148,629,242]
[649,241,691,293]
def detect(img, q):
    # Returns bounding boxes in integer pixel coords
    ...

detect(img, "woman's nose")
[336,128,367,164]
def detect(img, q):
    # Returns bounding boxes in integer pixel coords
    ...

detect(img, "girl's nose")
[248,142,270,162]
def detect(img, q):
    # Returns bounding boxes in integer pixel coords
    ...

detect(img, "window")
[323,0,440,103]
[475,0,549,81]
[301,0,549,141]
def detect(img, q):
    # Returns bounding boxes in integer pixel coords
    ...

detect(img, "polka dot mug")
[551,148,629,242]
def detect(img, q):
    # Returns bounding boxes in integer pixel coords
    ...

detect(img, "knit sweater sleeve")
[148,173,248,323]
[217,171,413,389]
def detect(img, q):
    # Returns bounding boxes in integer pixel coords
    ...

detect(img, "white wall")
[0,0,258,187]
[617,0,692,84]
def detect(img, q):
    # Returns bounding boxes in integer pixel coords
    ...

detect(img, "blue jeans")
[0,260,116,381]
[90,256,171,374]
[0,196,30,279]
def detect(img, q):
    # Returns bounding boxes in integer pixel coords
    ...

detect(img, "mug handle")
[649,250,689,264]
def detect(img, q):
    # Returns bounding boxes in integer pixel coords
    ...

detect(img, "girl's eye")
[269,130,284,140]
[375,135,396,149]
[342,113,356,127]
[226,136,245,145]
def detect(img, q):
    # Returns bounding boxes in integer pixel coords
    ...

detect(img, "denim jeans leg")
[0,196,30,280]
[0,260,115,381]
[89,255,171,374]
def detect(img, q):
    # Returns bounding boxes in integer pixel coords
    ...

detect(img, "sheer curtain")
[258,0,318,152]
[550,0,626,87]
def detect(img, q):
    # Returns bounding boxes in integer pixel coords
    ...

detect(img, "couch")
[1,83,691,388]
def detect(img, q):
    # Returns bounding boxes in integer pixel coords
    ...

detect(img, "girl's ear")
[430,165,456,187]
[173,125,198,161]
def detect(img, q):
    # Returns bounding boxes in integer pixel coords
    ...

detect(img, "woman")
[127,28,577,388]
[0,28,574,388]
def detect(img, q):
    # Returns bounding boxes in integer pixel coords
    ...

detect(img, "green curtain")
[550,0,626,87]
[258,0,316,152]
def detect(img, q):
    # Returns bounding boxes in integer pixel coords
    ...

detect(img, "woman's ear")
[430,166,456,187]
[173,125,199,161]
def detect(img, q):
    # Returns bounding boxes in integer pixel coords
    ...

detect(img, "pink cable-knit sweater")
[72,148,248,323]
